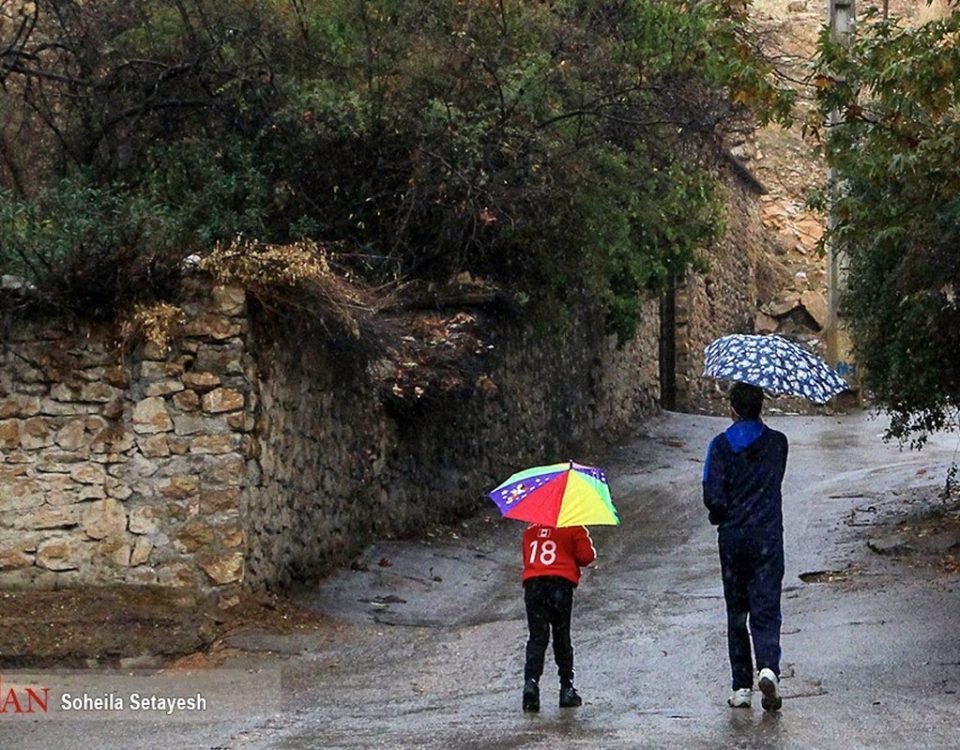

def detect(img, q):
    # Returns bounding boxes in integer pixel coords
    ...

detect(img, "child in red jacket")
[521,523,596,712]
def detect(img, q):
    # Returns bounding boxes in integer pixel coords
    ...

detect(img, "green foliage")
[587,153,722,341]
[139,137,272,247]
[0,171,193,315]
[1,0,791,337]
[0,137,273,314]
[815,8,960,445]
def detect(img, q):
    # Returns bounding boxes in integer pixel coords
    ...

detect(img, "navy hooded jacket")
[703,419,788,533]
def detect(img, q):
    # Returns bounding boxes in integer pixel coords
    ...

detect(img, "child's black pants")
[523,575,575,685]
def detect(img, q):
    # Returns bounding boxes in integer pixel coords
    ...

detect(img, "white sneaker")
[758,668,782,712]
[727,688,752,708]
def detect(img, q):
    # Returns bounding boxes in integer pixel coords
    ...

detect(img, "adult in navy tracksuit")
[703,382,788,711]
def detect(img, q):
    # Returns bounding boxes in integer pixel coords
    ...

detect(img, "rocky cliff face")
[731,0,942,377]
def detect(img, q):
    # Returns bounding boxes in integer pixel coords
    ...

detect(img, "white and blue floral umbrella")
[703,334,848,404]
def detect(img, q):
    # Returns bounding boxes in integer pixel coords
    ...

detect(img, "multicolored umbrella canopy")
[703,333,848,404]
[486,461,620,527]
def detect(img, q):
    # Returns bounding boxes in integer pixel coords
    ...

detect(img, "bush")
[815,8,960,444]
[1,0,790,336]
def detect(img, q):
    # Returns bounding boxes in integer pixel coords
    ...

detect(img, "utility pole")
[825,0,857,396]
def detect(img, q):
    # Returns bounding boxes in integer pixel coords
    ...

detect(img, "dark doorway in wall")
[659,275,677,410]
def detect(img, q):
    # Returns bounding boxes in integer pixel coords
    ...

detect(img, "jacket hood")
[724,419,765,453]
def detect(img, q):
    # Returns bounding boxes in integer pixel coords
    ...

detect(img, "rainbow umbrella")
[486,461,620,527]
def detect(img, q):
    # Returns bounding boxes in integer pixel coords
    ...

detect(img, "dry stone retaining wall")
[0,282,255,604]
[0,287,661,595]
[245,301,660,589]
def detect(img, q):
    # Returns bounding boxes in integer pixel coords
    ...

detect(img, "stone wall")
[0,283,256,604]
[1,285,660,594]
[244,300,660,589]
[673,159,768,414]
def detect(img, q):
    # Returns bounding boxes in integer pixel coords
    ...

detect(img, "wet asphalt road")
[7,410,960,749]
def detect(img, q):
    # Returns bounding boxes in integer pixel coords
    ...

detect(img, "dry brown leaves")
[120,301,187,355]
[200,238,380,339]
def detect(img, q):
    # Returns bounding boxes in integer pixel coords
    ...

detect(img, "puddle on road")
[798,568,856,583]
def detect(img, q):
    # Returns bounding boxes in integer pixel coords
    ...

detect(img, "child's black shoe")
[522,679,540,712]
[559,684,582,708]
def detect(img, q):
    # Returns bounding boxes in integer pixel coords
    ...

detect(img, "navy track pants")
[718,529,784,690]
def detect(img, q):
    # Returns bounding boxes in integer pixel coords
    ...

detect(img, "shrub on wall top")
[0,0,790,338]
